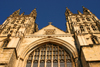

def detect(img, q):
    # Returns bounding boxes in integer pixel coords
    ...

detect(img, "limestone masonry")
[0,6,100,67]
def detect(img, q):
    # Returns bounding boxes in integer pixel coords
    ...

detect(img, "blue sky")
[0,0,100,31]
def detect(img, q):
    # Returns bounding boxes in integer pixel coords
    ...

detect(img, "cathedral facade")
[0,7,100,67]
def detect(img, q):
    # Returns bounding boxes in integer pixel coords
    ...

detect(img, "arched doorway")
[26,43,74,67]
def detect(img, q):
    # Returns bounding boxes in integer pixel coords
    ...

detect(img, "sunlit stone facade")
[0,7,100,67]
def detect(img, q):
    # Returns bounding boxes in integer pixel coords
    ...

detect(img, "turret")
[10,9,20,17]
[82,6,93,15]
[29,8,37,19]
[65,7,73,19]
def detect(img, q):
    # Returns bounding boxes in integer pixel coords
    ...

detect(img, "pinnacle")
[82,6,85,8]
[66,7,68,10]
[34,8,36,10]
[77,10,82,14]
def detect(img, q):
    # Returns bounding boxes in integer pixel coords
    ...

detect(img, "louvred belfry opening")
[26,43,73,67]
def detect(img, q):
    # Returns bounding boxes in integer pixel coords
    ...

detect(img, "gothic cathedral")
[0,7,100,67]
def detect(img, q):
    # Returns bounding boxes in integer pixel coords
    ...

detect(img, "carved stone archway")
[18,37,78,67]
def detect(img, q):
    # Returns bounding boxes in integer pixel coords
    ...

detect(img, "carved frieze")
[44,29,55,35]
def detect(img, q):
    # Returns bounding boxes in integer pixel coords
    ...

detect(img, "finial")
[77,10,82,14]
[17,8,21,13]
[34,8,36,10]
[21,12,25,16]
[65,7,73,15]
[82,6,85,8]
[49,22,52,25]
[19,8,21,11]
[66,7,68,10]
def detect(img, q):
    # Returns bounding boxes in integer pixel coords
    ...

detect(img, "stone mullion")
[71,57,75,67]
[66,54,68,67]
[58,46,60,67]
[38,48,41,67]
[64,51,67,67]
[51,45,53,67]
[31,51,35,67]
[45,45,47,67]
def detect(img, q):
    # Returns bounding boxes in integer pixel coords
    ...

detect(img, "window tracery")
[26,43,73,67]
[86,17,91,21]
[91,25,97,31]
[80,25,85,32]
[86,24,91,32]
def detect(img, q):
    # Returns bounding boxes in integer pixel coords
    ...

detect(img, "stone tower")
[0,8,38,36]
[0,7,100,67]
[0,8,38,67]
[65,6,100,67]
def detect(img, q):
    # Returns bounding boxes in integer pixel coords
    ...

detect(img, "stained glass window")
[26,43,73,67]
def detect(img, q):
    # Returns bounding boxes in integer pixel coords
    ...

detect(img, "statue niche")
[91,35,99,44]
[2,34,11,47]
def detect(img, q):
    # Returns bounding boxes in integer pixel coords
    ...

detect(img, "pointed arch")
[20,37,78,59]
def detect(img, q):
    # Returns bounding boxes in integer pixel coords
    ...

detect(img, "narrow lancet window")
[33,61,38,67]
[26,60,31,67]
[40,60,45,67]
[60,60,65,67]
[47,61,51,67]
[91,36,99,44]
[53,60,58,67]
[67,60,72,67]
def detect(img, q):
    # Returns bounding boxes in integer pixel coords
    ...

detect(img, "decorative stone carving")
[44,29,55,35]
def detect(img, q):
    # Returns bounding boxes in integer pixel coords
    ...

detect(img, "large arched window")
[26,43,73,67]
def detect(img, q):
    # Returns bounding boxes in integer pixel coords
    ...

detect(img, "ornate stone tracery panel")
[44,29,55,35]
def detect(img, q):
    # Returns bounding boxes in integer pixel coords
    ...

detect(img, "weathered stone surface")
[82,45,100,61]
[89,62,100,67]
[0,7,100,67]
